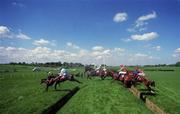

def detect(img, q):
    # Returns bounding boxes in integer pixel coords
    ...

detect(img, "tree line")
[144,61,180,67]
[9,61,84,68]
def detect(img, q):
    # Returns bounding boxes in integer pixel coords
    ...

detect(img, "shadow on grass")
[54,89,71,92]
[140,91,157,102]
[42,86,80,114]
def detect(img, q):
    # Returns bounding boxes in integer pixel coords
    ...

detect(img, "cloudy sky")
[0,0,180,65]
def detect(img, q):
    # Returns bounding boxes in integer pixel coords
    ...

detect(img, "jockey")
[103,68,107,72]
[133,67,145,81]
[47,71,54,84]
[103,67,107,75]
[48,71,53,76]
[138,69,145,77]
[59,68,70,80]
[95,65,102,74]
[133,66,140,78]
[118,64,127,78]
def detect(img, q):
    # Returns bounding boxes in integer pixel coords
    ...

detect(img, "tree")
[175,61,180,66]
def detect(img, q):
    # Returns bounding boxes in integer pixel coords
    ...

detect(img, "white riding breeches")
[138,73,145,76]
[119,71,126,75]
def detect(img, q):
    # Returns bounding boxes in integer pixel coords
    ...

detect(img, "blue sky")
[0,0,180,65]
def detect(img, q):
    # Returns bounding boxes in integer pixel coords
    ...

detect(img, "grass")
[0,65,180,114]
[0,65,80,114]
[135,67,180,114]
[58,77,153,114]
[0,65,153,114]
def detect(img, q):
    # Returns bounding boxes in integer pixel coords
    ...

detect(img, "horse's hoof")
[150,90,155,94]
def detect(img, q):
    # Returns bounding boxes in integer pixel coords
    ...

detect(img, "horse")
[40,75,57,84]
[84,65,97,78]
[86,70,97,79]
[41,74,82,91]
[85,65,108,80]
[108,71,119,80]
[137,76,155,92]
[120,70,135,88]
[98,69,109,80]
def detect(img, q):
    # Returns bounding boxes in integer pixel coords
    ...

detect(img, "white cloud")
[16,32,31,40]
[33,39,50,46]
[0,26,11,38]
[67,42,73,47]
[102,49,111,56]
[135,11,156,28]
[112,48,125,56]
[144,44,161,51]
[66,42,80,49]
[113,12,128,23]
[137,11,156,22]
[92,46,104,51]
[127,11,157,32]
[131,32,158,41]
[91,46,111,60]
[113,48,125,52]
[134,53,148,57]
[153,46,161,51]
[121,38,132,42]
[6,47,17,51]
[12,2,26,8]
[0,25,32,40]
[78,49,88,57]
[127,53,160,65]
[0,26,10,34]
[173,48,180,57]
[0,46,70,63]
[175,48,180,54]
[0,45,162,65]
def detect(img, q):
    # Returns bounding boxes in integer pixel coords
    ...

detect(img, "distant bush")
[144,69,174,72]
[158,69,174,71]
[176,61,180,66]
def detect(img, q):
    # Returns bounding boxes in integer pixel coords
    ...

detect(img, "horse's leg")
[124,81,127,87]
[132,79,136,86]
[104,75,106,80]
[147,85,152,91]
[101,75,104,80]
[54,81,59,90]
[87,74,91,79]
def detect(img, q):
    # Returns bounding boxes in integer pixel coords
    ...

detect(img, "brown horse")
[123,71,134,88]
[85,68,112,80]
[41,74,82,91]
[109,71,119,80]
[138,76,155,92]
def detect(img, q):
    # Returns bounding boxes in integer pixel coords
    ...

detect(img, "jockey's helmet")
[61,68,66,72]
[120,64,124,67]
[48,71,51,74]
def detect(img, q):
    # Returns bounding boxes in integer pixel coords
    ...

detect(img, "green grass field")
[144,67,180,114]
[58,77,152,114]
[0,65,180,114]
[0,65,80,114]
